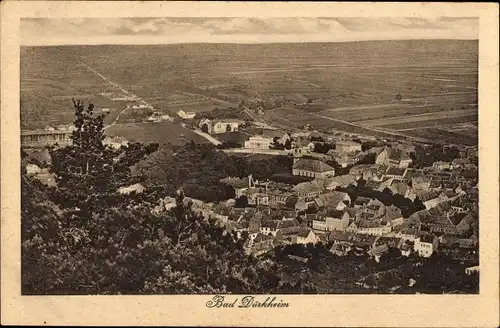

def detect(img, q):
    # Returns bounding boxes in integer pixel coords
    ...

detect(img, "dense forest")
[21,100,478,295]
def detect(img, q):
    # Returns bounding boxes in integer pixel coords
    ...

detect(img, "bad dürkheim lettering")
[206,295,290,308]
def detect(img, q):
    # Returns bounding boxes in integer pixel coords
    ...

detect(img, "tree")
[70,99,108,175]
[226,124,232,132]
[235,195,249,208]
[413,197,426,211]
[201,123,209,134]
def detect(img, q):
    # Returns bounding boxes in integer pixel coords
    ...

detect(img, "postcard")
[1,1,499,327]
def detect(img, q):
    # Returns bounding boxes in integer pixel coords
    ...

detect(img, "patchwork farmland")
[21,40,477,145]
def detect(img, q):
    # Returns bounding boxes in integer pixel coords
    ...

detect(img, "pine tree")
[70,99,108,175]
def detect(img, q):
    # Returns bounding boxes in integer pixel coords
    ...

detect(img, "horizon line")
[21,38,479,47]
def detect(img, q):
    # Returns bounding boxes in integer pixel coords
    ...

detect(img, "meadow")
[105,122,208,146]
[21,40,478,145]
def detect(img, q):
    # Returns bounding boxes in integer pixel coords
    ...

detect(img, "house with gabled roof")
[177,110,196,120]
[414,234,439,258]
[244,233,276,256]
[365,198,386,217]
[353,196,371,209]
[355,219,392,236]
[416,190,443,210]
[328,231,378,250]
[293,179,325,198]
[313,209,351,231]
[375,147,412,168]
[453,213,476,234]
[324,175,358,190]
[212,119,244,134]
[329,242,352,257]
[335,140,362,154]
[293,229,320,245]
[383,205,404,227]
[292,158,335,179]
[314,191,351,210]
[384,166,407,180]
[395,228,421,242]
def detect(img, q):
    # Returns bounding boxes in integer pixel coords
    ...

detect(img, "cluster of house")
[196,138,480,262]
[22,118,479,266]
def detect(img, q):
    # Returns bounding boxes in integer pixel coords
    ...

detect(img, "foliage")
[313,142,332,154]
[22,100,297,295]
[412,144,462,168]
[21,98,479,296]
[135,143,293,202]
[269,173,313,185]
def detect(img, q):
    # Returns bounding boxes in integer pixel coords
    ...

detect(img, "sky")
[20,17,479,46]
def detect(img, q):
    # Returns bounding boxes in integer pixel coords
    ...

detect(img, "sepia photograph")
[2,2,499,327]
[20,15,481,296]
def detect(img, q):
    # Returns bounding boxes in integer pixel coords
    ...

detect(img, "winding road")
[79,61,222,145]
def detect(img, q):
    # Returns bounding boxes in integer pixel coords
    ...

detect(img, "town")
[22,102,479,288]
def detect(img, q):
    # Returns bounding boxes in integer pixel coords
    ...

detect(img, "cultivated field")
[21,40,477,145]
[105,122,209,146]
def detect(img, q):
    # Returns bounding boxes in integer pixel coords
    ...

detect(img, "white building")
[324,211,351,231]
[244,135,273,149]
[26,163,41,175]
[414,234,439,258]
[103,136,129,149]
[465,266,479,275]
[336,140,362,153]
[375,147,412,168]
[293,229,320,245]
[432,161,451,170]
[177,110,196,120]
[212,120,242,134]
[292,158,335,179]
[117,183,145,195]
[132,104,153,110]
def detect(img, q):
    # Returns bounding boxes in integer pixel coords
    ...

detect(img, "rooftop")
[385,167,406,177]
[297,229,313,238]
[354,196,371,206]
[293,158,335,173]
[387,148,412,162]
